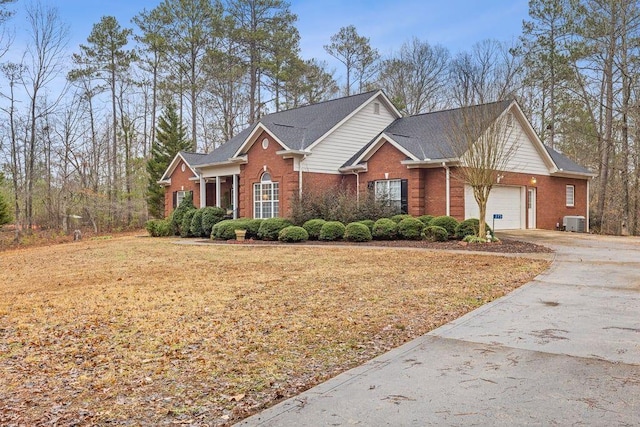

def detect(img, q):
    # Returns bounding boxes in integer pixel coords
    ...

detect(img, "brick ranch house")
[159,90,594,230]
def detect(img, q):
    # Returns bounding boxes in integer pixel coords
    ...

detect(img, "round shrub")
[390,214,412,223]
[145,219,172,237]
[372,218,398,240]
[246,219,264,239]
[463,235,487,243]
[278,225,309,243]
[430,215,459,238]
[171,193,195,235]
[212,219,251,240]
[190,209,205,237]
[397,217,425,240]
[319,221,346,241]
[344,222,372,242]
[201,206,226,237]
[358,219,375,232]
[257,218,293,240]
[417,215,434,226]
[180,208,198,238]
[303,219,326,240]
[424,225,448,242]
[455,218,493,239]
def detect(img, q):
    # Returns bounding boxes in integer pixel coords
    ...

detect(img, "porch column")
[215,176,221,208]
[232,174,238,219]
[199,175,206,208]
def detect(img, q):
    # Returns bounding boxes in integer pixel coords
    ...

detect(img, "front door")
[527,188,536,229]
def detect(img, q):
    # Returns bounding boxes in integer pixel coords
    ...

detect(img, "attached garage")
[464,185,525,230]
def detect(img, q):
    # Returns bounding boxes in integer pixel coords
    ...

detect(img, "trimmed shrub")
[430,215,459,238]
[455,218,493,239]
[390,214,412,224]
[463,235,487,243]
[303,219,326,240]
[170,193,195,235]
[257,218,293,241]
[358,219,375,232]
[424,225,448,242]
[201,206,226,237]
[278,225,309,243]
[246,219,264,239]
[417,215,434,226]
[344,222,373,242]
[190,209,205,237]
[398,217,425,240]
[319,221,346,241]
[145,219,172,237]
[180,208,198,237]
[212,219,251,240]
[372,218,398,240]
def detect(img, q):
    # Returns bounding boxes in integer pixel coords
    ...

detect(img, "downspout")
[353,171,360,205]
[586,179,590,233]
[443,163,450,216]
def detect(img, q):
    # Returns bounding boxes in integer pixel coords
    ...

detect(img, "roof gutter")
[401,158,460,168]
[194,156,248,169]
[339,164,368,173]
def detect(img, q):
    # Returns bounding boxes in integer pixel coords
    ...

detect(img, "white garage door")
[464,185,524,230]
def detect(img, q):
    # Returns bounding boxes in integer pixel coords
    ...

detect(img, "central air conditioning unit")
[563,215,586,232]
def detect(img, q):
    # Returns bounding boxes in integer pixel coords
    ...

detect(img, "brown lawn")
[0,236,549,426]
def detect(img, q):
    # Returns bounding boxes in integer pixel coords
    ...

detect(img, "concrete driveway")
[238,231,640,426]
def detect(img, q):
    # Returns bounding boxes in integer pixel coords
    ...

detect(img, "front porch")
[197,174,240,219]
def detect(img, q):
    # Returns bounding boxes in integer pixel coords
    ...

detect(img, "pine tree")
[146,103,192,218]
[0,192,11,227]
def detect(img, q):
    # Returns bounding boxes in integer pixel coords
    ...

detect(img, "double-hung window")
[174,190,192,208]
[254,172,279,218]
[372,179,408,213]
[566,185,575,207]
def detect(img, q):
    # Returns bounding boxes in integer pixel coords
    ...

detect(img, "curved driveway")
[239,231,640,426]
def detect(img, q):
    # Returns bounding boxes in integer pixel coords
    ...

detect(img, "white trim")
[506,101,557,171]
[305,91,403,151]
[232,123,290,158]
[199,176,206,208]
[232,174,238,219]
[586,180,590,232]
[160,152,201,181]
[566,184,575,207]
[351,133,419,166]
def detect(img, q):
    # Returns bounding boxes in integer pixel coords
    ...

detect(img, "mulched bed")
[208,238,553,254]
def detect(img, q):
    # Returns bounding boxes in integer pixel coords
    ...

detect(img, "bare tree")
[445,102,517,239]
[21,2,69,231]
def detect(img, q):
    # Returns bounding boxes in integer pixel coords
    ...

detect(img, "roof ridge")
[405,99,513,119]
[260,89,381,118]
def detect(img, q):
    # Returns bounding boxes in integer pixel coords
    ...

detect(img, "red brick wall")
[164,159,200,217]
[357,142,426,215]
[496,172,588,229]
[239,131,296,218]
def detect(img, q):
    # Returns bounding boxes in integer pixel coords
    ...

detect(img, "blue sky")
[6,0,529,82]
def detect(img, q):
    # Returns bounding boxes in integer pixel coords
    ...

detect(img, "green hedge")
[246,219,264,239]
[390,214,412,224]
[302,219,326,240]
[257,218,293,240]
[319,221,346,241]
[278,226,309,243]
[417,215,434,226]
[171,193,195,235]
[344,222,372,242]
[212,219,251,240]
[424,225,448,242]
[372,218,398,240]
[455,218,492,239]
[180,209,198,237]
[190,209,205,237]
[201,206,226,237]
[397,217,425,240]
[430,215,459,238]
[145,219,172,237]
[358,219,375,232]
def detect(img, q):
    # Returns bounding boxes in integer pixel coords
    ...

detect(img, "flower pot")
[234,229,247,241]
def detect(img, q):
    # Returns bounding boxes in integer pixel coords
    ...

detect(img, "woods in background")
[0,0,638,236]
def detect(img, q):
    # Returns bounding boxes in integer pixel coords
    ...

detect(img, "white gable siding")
[502,116,550,175]
[303,97,397,174]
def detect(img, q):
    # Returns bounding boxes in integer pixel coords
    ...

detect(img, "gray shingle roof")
[544,145,594,175]
[344,100,512,166]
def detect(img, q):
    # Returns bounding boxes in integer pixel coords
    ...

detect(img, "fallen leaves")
[0,236,548,426]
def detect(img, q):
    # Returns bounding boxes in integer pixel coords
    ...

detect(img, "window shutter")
[400,179,408,214]
[367,181,374,192]
[172,191,177,208]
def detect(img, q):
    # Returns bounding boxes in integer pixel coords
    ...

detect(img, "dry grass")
[0,236,549,426]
